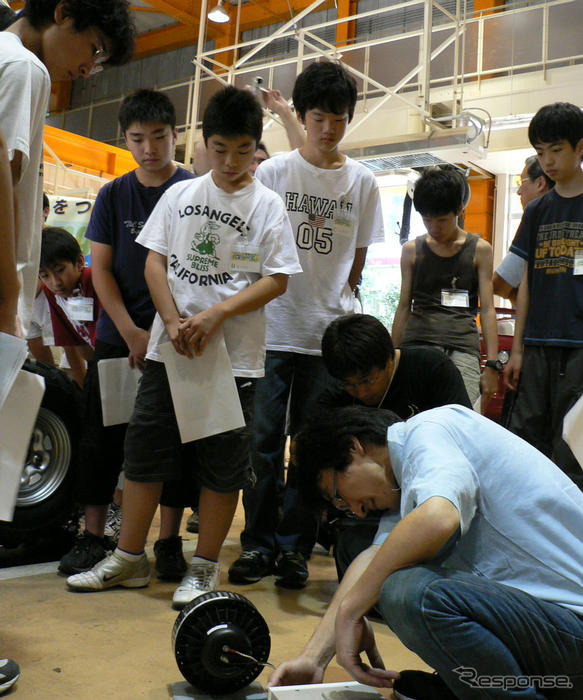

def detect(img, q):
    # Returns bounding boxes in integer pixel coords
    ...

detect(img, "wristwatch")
[484,359,503,372]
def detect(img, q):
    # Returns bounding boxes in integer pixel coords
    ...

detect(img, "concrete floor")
[0,503,429,699]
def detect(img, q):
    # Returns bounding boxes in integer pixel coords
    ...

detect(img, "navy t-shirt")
[510,189,583,347]
[85,167,194,347]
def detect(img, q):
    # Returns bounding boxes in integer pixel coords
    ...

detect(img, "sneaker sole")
[67,576,150,592]
[275,575,308,589]
[0,673,20,693]
[228,571,267,584]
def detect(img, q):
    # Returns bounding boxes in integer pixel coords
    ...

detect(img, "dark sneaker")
[228,551,274,584]
[58,531,107,575]
[154,536,187,581]
[186,509,199,534]
[274,551,308,589]
[0,658,20,694]
[393,670,458,700]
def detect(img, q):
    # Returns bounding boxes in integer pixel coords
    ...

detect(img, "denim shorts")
[123,360,255,493]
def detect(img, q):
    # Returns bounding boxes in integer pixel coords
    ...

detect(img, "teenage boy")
[66,86,301,610]
[269,405,583,698]
[0,0,134,336]
[38,226,100,386]
[318,313,471,576]
[229,60,385,589]
[58,90,194,576]
[392,166,498,410]
[493,155,554,300]
[504,102,583,485]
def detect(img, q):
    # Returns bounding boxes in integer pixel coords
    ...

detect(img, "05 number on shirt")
[296,223,333,254]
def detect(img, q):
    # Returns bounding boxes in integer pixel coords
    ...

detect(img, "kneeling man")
[272,405,583,699]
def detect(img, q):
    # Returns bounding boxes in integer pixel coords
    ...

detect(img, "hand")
[266,656,324,688]
[261,89,292,118]
[126,326,150,371]
[335,603,398,688]
[503,350,522,391]
[165,317,192,358]
[178,306,226,357]
[480,367,498,413]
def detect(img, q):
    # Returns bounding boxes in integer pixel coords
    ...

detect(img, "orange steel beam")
[336,0,357,47]
[44,125,136,179]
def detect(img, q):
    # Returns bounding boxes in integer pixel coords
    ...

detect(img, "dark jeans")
[508,345,583,485]
[240,350,330,556]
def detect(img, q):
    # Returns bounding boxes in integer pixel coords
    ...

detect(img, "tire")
[0,360,81,546]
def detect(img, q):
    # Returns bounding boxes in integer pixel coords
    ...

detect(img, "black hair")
[43,192,50,210]
[20,0,135,66]
[524,155,554,190]
[292,60,357,122]
[321,314,395,380]
[119,89,176,133]
[528,102,583,151]
[202,86,263,145]
[40,226,82,269]
[256,142,269,157]
[0,4,17,29]
[413,165,468,217]
[293,406,401,511]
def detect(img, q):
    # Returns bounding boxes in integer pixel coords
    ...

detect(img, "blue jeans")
[378,566,583,699]
[240,350,330,556]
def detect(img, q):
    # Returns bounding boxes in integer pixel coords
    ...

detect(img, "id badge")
[67,296,94,321]
[574,249,583,276]
[333,214,354,237]
[441,288,469,308]
[230,244,261,273]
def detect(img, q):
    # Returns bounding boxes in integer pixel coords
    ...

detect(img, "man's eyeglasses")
[340,371,380,392]
[89,29,109,76]
[327,470,357,517]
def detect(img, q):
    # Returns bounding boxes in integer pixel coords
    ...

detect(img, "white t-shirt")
[495,251,525,289]
[256,149,385,354]
[136,172,302,377]
[0,33,51,336]
[27,291,53,344]
[375,405,583,616]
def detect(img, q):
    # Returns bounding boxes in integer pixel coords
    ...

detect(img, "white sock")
[115,547,144,561]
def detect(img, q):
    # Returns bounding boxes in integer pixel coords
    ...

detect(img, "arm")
[476,240,499,412]
[335,496,460,687]
[492,272,516,301]
[178,273,289,356]
[503,265,529,390]
[261,89,305,150]
[0,129,20,336]
[348,247,367,292]
[267,544,388,687]
[64,345,92,388]
[144,250,185,356]
[90,241,150,370]
[27,337,55,364]
[391,242,415,346]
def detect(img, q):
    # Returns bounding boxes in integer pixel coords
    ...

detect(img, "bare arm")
[267,544,383,687]
[261,89,305,150]
[64,345,92,388]
[0,130,20,336]
[476,240,499,412]
[492,272,515,300]
[504,265,529,390]
[91,241,150,370]
[27,337,55,364]
[335,497,460,687]
[348,247,368,292]
[391,242,415,346]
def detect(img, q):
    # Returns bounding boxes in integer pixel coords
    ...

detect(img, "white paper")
[160,334,245,444]
[97,358,141,426]
[0,370,46,521]
[0,332,28,412]
[562,394,583,472]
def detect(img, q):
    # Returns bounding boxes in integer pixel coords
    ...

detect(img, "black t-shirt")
[318,346,471,418]
[510,189,583,347]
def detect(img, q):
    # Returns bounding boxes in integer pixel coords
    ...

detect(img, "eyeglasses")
[340,370,381,392]
[327,470,357,517]
[88,28,109,76]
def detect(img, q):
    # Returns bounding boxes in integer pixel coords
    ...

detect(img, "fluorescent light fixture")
[208,0,230,23]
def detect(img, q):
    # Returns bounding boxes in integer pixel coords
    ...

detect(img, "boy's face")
[534,139,583,184]
[340,361,392,406]
[422,209,461,244]
[124,122,177,173]
[248,148,269,175]
[299,108,349,153]
[39,257,84,298]
[206,135,256,192]
[42,6,110,81]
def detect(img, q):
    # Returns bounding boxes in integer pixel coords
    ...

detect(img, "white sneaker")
[67,551,150,591]
[172,557,220,609]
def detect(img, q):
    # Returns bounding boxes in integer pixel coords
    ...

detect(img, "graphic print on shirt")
[534,221,583,274]
[124,220,145,238]
[285,191,354,256]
